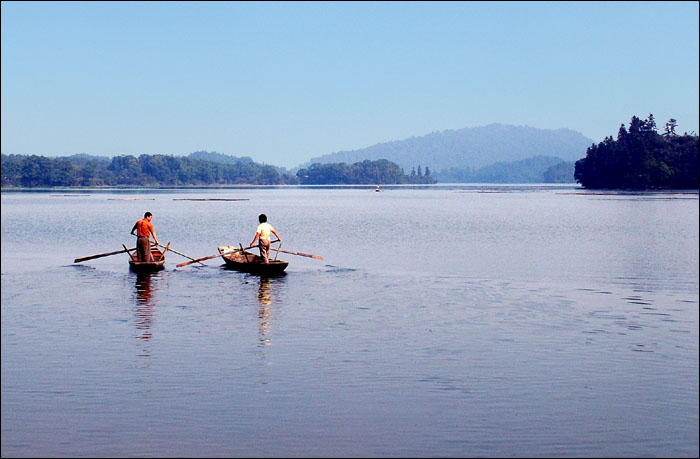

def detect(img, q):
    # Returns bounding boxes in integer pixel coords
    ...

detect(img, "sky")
[2,1,698,169]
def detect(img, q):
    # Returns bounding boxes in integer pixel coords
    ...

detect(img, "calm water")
[2,185,698,458]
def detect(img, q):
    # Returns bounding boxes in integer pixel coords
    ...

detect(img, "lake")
[2,185,698,457]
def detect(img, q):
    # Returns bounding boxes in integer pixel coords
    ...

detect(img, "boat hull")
[218,246,288,276]
[129,249,166,272]
[129,260,165,272]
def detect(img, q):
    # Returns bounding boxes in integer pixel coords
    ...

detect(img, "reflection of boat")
[134,271,156,306]
[133,271,159,357]
[128,246,166,272]
[218,246,288,276]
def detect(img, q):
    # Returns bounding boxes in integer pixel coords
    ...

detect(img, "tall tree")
[663,119,677,137]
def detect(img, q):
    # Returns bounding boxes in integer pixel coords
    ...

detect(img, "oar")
[156,242,205,266]
[157,242,171,261]
[74,247,135,263]
[266,240,323,260]
[176,247,246,268]
[240,243,252,263]
[276,248,323,260]
[123,244,136,261]
[273,241,282,261]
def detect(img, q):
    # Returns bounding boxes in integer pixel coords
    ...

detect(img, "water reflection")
[258,276,272,305]
[132,271,161,357]
[254,275,286,348]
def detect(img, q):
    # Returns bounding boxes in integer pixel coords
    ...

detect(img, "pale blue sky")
[2,1,698,168]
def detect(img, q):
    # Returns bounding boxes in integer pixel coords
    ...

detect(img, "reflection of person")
[257,276,272,305]
[131,212,159,262]
[250,214,281,264]
[257,277,272,347]
[254,276,286,351]
[134,272,156,346]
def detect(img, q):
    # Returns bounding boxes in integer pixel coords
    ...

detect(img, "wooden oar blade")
[176,247,244,268]
[156,243,204,265]
[74,247,134,263]
[277,248,323,260]
[176,253,219,268]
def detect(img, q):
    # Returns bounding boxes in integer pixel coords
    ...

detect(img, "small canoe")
[218,246,288,276]
[129,248,166,272]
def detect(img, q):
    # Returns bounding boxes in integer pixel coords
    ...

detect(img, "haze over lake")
[2,185,698,457]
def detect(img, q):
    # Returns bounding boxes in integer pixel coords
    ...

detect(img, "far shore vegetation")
[575,115,698,190]
[2,114,697,190]
[0,154,436,188]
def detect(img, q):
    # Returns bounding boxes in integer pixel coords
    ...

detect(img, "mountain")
[188,151,254,165]
[65,153,111,164]
[302,123,593,173]
[189,150,293,175]
[432,156,576,183]
[471,156,573,183]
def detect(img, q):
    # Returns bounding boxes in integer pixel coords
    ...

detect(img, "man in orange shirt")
[130,212,160,262]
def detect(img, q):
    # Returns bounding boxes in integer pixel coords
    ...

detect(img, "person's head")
[258,214,267,223]
[144,212,152,219]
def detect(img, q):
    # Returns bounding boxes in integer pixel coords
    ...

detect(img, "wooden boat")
[218,245,288,276]
[128,246,166,272]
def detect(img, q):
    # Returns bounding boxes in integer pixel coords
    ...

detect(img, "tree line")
[574,115,698,189]
[0,153,290,187]
[1,154,436,187]
[295,159,436,185]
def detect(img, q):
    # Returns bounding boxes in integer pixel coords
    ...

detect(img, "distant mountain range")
[302,123,593,174]
[188,150,254,165]
[59,123,594,183]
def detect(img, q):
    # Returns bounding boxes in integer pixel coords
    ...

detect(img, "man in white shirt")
[250,213,282,263]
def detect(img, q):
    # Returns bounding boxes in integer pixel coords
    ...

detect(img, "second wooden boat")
[218,246,288,276]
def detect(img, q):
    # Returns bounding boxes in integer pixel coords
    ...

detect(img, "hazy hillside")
[188,151,254,164]
[189,150,295,175]
[432,156,576,183]
[303,123,593,173]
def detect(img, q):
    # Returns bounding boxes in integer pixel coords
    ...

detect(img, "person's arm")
[148,222,159,245]
[250,232,260,247]
[271,228,281,242]
[130,222,138,236]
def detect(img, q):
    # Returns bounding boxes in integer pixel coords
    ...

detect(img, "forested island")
[575,115,699,189]
[0,153,435,187]
[295,159,435,185]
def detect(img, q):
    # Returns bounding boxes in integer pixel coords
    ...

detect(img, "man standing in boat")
[130,212,160,262]
[250,213,281,264]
